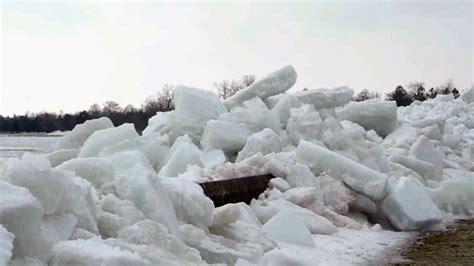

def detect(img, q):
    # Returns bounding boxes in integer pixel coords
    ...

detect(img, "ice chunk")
[159,135,203,177]
[286,104,323,145]
[194,232,264,264]
[419,124,443,141]
[99,133,169,169]
[211,204,241,228]
[210,221,276,254]
[268,177,291,192]
[200,149,226,169]
[117,220,201,262]
[100,194,146,226]
[236,128,282,162]
[389,154,442,182]
[46,149,79,167]
[78,123,139,158]
[0,224,14,266]
[41,213,78,243]
[294,86,353,110]
[201,120,253,154]
[109,151,180,237]
[461,86,474,103]
[49,237,149,265]
[55,117,114,149]
[319,174,354,214]
[4,155,96,233]
[283,187,321,208]
[162,178,214,229]
[169,85,227,143]
[228,97,282,134]
[295,140,388,200]
[383,125,419,149]
[57,157,114,190]
[269,94,302,124]
[286,163,321,189]
[142,111,173,136]
[382,177,443,231]
[430,177,474,216]
[262,208,315,247]
[409,135,443,168]
[224,65,297,110]
[0,181,52,261]
[336,100,397,137]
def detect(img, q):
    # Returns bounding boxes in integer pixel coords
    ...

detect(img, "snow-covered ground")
[0,65,473,265]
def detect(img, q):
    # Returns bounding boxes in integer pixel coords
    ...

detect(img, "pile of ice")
[1,65,473,265]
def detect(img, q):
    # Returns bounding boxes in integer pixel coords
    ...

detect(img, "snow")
[260,227,411,265]
[49,237,149,265]
[337,100,398,137]
[1,65,473,265]
[224,65,297,110]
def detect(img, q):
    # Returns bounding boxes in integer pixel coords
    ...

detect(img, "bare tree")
[214,74,256,99]
[408,81,427,101]
[102,101,122,114]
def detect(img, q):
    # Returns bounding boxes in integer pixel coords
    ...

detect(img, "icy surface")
[337,100,398,137]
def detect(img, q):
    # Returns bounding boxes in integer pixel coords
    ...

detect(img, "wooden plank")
[198,174,273,207]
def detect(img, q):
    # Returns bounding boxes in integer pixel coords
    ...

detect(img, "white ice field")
[1,65,473,265]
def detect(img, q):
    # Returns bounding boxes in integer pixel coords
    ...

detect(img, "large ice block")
[55,117,114,149]
[294,86,353,110]
[224,65,297,110]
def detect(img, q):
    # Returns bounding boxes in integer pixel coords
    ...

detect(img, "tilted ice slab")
[382,177,443,231]
[262,208,315,247]
[0,181,52,261]
[336,100,398,138]
[294,86,354,110]
[108,151,181,237]
[55,117,114,149]
[169,85,227,143]
[295,140,388,201]
[224,65,297,110]
[78,123,139,158]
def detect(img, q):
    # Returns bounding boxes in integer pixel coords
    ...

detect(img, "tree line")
[0,77,466,133]
[353,79,461,106]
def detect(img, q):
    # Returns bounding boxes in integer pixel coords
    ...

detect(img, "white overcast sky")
[1,0,473,115]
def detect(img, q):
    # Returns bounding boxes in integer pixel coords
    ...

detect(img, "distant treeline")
[0,84,175,133]
[353,79,461,106]
[0,78,466,133]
